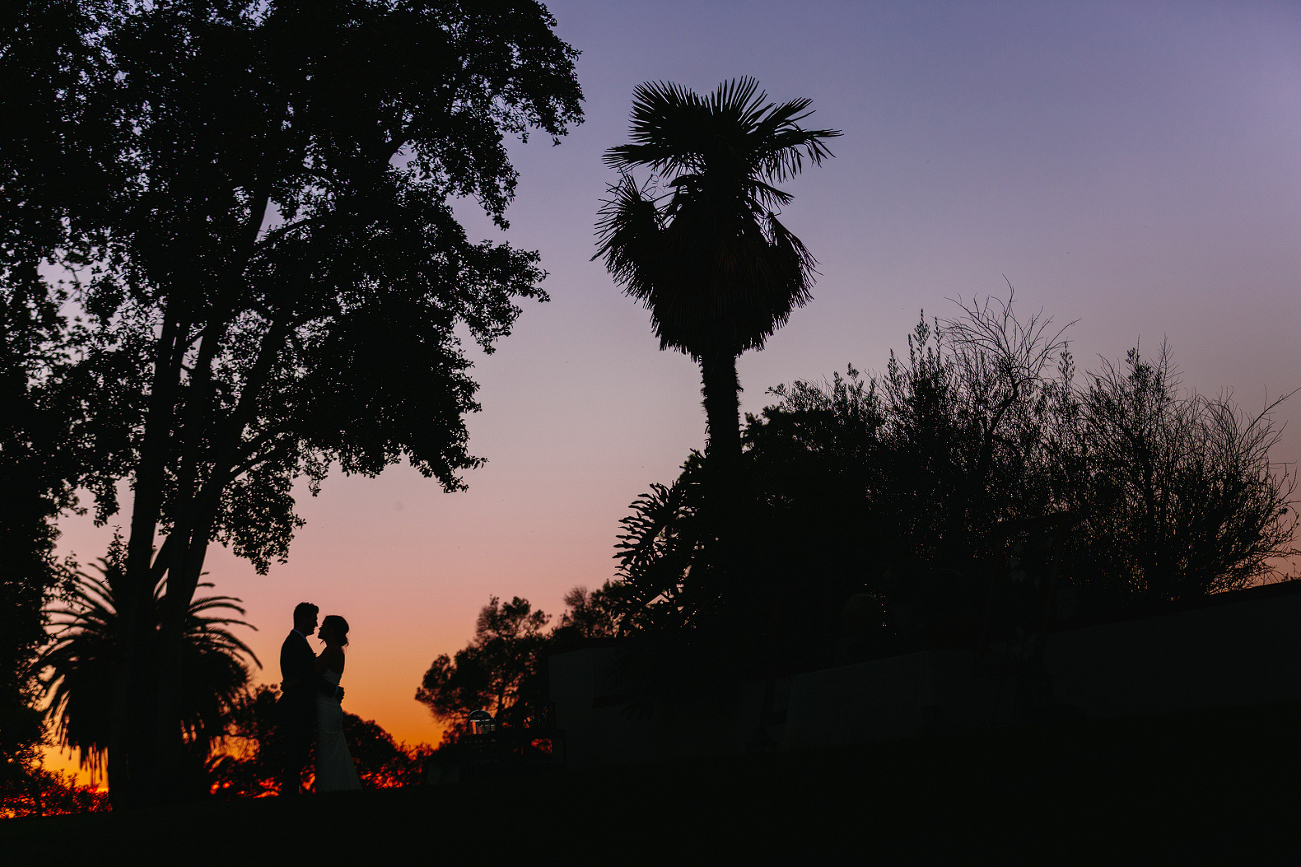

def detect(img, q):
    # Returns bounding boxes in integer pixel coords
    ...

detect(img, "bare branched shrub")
[1074,344,1298,600]
[880,291,1075,565]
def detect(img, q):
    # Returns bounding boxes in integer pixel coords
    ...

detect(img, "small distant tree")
[555,582,626,639]
[341,715,432,788]
[415,596,551,739]
[417,586,632,741]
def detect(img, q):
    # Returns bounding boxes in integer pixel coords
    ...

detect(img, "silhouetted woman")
[314,615,362,791]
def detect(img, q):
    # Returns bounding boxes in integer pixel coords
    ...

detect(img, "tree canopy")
[0,1,111,791]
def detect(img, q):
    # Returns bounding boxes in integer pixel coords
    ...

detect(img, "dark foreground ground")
[4,701,1299,865]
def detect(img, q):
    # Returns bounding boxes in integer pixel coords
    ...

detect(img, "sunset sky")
[47,0,1301,779]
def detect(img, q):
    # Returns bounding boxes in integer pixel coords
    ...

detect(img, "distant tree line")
[0,766,108,819]
[419,295,1298,733]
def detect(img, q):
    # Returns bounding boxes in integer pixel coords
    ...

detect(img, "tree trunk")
[149,458,234,801]
[143,309,288,803]
[145,315,229,801]
[109,306,187,809]
[699,351,741,464]
[698,350,746,599]
[150,529,211,802]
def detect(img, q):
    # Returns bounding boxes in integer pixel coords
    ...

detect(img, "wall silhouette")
[549,579,1301,763]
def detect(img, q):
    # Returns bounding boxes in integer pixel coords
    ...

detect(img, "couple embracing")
[277,602,362,794]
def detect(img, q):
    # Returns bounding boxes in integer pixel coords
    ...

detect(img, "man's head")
[293,602,319,636]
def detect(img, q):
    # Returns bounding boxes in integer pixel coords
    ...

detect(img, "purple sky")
[52,0,1301,766]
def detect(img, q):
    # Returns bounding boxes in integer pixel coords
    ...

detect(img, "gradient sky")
[48,0,1301,780]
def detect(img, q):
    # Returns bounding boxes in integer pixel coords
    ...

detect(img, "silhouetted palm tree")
[40,561,259,773]
[596,77,838,463]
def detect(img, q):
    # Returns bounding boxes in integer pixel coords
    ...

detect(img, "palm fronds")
[40,562,260,770]
[595,77,838,361]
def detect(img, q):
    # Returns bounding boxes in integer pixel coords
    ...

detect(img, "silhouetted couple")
[277,602,362,794]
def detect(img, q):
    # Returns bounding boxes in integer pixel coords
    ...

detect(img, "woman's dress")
[315,668,362,792]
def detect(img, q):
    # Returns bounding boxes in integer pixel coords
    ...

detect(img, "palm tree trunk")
[699,351,742,464]
[699,350,746,592]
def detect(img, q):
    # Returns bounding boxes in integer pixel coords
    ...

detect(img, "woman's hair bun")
[322,614,350,646]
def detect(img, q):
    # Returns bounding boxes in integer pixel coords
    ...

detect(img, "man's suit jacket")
[278,630,320,730]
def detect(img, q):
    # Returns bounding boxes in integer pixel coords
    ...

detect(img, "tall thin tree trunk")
[109,307,186,809]
[150,532,210,802]
[699,350,741,464]
[146,309,285,803]
[146,315,226,802]
[698,350,746,602]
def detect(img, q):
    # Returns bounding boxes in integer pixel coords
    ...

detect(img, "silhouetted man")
[276,602,342,795]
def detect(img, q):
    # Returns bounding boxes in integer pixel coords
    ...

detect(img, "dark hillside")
[4,700,1298,864]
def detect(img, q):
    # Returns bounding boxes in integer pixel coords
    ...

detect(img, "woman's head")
[320,615,350,647]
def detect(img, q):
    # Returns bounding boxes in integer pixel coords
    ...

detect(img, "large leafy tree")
[5,0,581,805]
[0,0,117,799]
[595,78,838,465]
